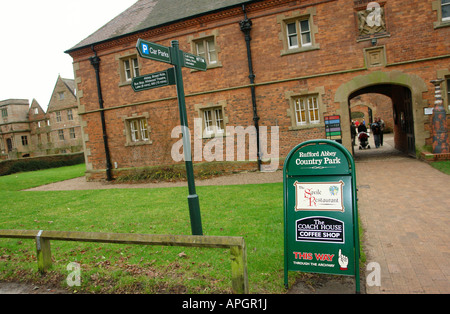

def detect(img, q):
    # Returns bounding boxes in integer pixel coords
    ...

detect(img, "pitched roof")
[66,0,254,53]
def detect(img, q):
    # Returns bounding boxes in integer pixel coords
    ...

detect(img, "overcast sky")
[0,0,138,111]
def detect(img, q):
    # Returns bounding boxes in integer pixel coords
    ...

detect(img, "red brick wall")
[69,0,450,180]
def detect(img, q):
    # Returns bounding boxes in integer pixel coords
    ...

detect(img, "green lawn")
[430,160,450,175]
[0,164,290,293]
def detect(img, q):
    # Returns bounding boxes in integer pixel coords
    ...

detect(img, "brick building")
[65,0,450,181]
[0,76,83,159]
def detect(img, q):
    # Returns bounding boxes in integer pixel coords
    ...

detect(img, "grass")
[0,164,289,293]
[0,164,366,294]
[430,160,450,175]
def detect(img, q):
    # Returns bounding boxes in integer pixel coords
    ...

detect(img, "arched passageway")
[349,84,415,159]
[334,71,428,158]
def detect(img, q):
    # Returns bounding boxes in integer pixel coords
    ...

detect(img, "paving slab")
[355,134,450,294]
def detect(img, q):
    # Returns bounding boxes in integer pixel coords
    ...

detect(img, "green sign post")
[131,68,175,92]
[134,39,207,236]
[136,39,172,64]
[283,139,360,293]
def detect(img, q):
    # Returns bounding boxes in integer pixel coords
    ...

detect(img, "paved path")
[355,134,450,293]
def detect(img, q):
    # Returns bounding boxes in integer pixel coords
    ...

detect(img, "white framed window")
[56,111,62,122]
[121,56,140,83]
[69,128,76,139]
[287,19,311,49]
[287,22,299,48]
[34,108,39,114]
[442,0,450,21]
[127,117,150,143]
[195,37,218,66]
[294,96,320,126]
[203,107,224,136]
[299,20,312,46]
[58,129,65,141]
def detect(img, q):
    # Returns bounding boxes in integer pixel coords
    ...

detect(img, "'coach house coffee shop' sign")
[283,140,360,293]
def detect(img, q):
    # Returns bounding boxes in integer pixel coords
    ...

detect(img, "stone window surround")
[277,7,320,56]
[432,0,450,29]
[117,53,142,87]
[286,86,326,130]
[187,30,222,70]
[122,112,153,146]
[194,100,228,139]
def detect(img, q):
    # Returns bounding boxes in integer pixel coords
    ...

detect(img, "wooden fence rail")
[0,229,249,294]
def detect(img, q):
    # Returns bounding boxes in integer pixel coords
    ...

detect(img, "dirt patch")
[0,281,69,294]
[287,273,364,294]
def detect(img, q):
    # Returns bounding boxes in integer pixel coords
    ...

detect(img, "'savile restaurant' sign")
[283,140,361,293]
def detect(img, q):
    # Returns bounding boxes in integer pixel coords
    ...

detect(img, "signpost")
[136,39,171,64]
[283,139,360,293]
[131,68,175,92]
[134,39,207,236]
[182,51,207,71]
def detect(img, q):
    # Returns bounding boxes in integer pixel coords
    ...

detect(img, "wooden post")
[35,231,52,273]
[230,244,249,294]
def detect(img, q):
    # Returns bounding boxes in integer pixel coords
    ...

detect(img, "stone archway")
[334,71,428,155]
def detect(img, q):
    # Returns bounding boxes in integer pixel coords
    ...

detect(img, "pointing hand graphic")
[338,249,348,271]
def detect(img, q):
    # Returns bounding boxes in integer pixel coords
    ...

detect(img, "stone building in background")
[0,76,83,160]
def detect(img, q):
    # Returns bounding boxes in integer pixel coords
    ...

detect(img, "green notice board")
[283,140,360,293]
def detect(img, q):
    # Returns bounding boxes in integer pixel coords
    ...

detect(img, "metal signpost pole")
[135,38,204,236]
[170,40,203,236]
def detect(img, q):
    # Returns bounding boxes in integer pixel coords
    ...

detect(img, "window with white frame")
[56,111,62,122]
[195,37,218,66]
[120,55,140,84]
[58,129,65,141]
[124,57,140,82]
[69,128,76,139]
[287,19,312,49]
[203,107,224,136]
[127,118,149,143]
[294,96,320,125]
[442,0,450,21]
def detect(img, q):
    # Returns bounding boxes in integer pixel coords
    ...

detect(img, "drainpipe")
[240,4,262,171]
[89,46,113,181]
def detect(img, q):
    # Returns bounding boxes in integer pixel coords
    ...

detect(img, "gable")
[47,77,77,112]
